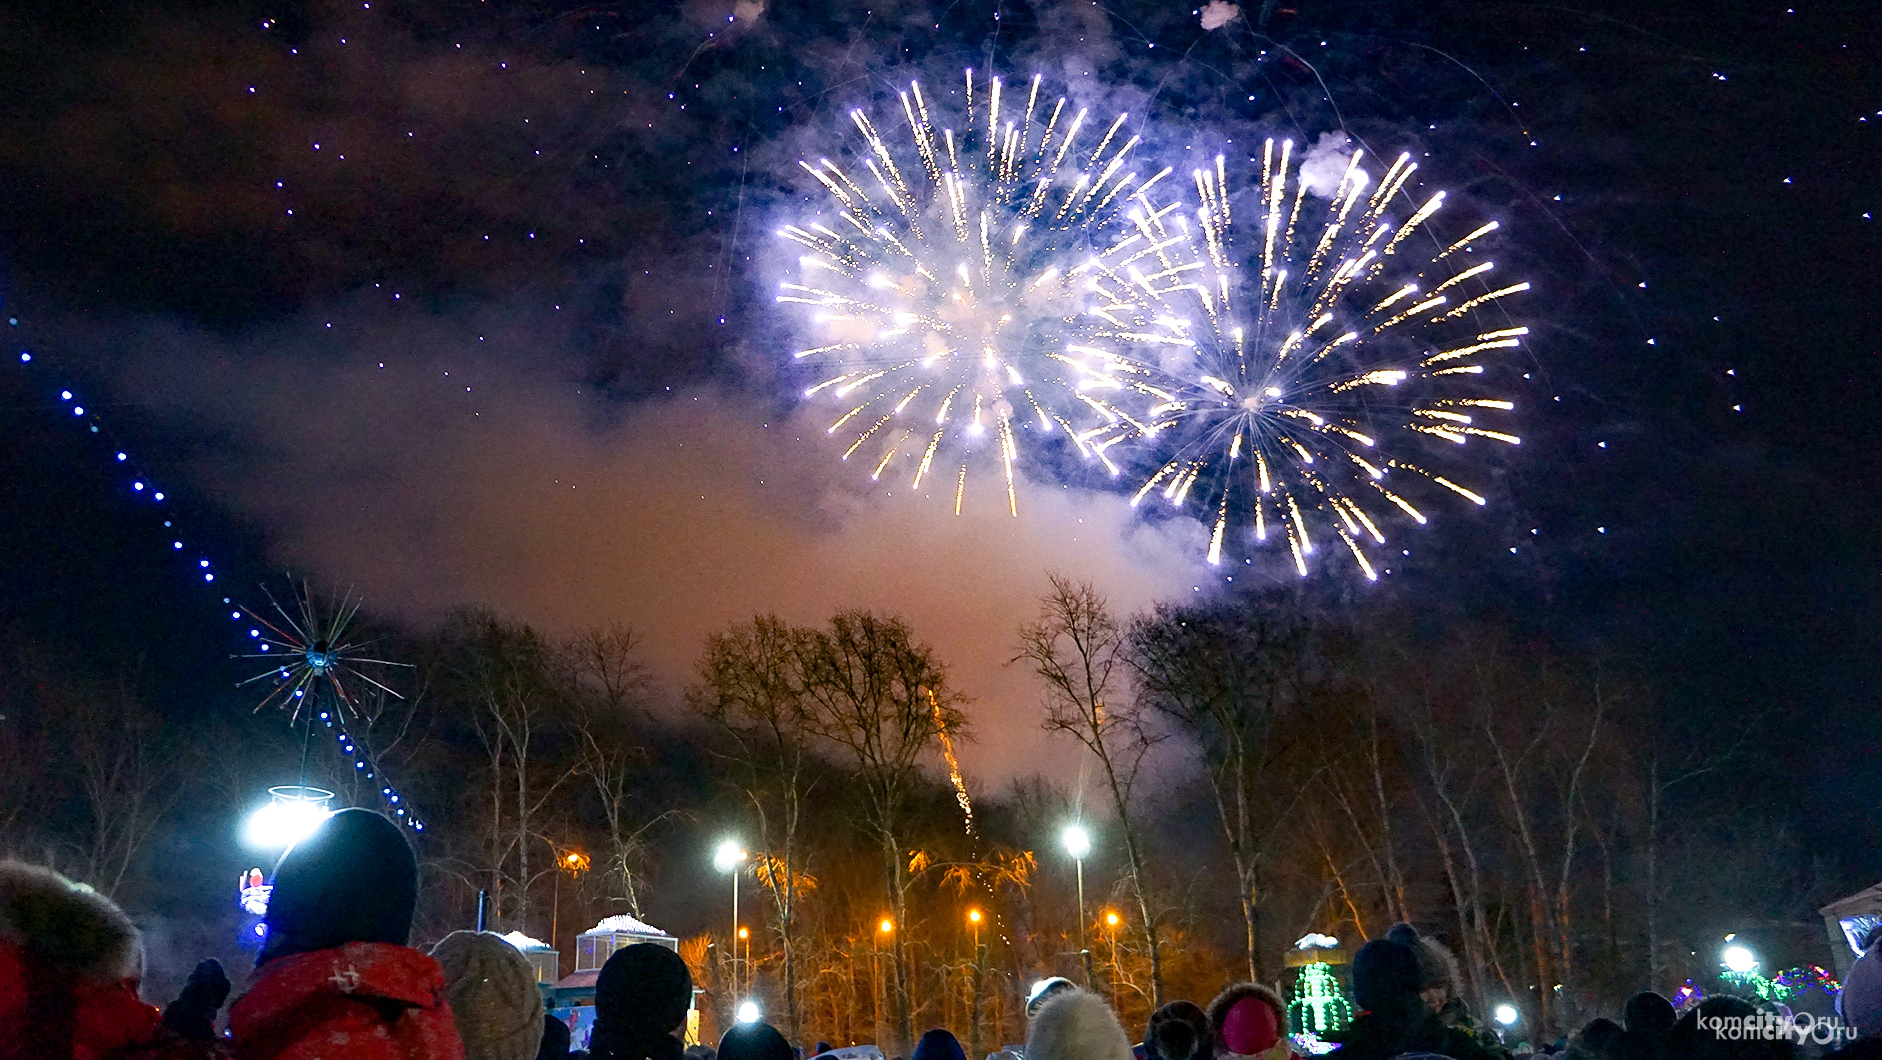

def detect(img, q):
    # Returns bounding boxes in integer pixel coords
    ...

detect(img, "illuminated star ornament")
[236,582,411,722]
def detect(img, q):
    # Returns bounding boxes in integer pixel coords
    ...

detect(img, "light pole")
[967,909,987,1059]
[715,839,747,1000]
[874,917,894,1047]
[554,850,590,972]
[1104,910,1122,1008]
[1062,824,1093,986]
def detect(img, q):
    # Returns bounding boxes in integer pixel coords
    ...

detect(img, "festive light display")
[1721,965,1841,1004]
[6,300,425,832]
[1288,961,1354,1039]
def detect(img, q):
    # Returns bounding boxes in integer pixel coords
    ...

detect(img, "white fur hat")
[1026,988,1135,1060]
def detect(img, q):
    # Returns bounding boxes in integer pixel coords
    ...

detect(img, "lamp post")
[715,839,747,999]
[738,925,751,1002]
[874,917,894,1048]
[967,909,987,1059]
[553,850,589,970]
[1104,910,1122,1008]
[1062,824,1093,985]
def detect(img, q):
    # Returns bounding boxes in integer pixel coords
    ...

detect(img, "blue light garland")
[8,301,425,833]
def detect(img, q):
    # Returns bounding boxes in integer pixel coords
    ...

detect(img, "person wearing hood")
[1385,924,1463,1016]
[1330,937,1507,1060]
[1205,986,1288,1060]
[432,931,545,1060]
[1143,1000,1213,1060]
[538,1014,573,1059]
[0,859,224,1060]
[1615,993,1674,1060]
[912,1030,969,1060]
[1027,988,1136,1060]
[227,808,462,1060]
[585,943,693,1060]
[717,1021,794,1060]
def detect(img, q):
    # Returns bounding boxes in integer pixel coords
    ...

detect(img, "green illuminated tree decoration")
[1289,961,1355,1037]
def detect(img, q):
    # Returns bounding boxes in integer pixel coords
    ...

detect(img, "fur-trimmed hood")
[1384,923,1460,994]
[1028,989,1135,1060]
[0,860,140,984]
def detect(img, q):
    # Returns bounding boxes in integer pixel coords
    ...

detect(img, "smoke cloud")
[1296,131,1359,198]
[105,314,1209,784]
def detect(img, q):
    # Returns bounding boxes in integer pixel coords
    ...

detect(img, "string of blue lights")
[8,305,425,835]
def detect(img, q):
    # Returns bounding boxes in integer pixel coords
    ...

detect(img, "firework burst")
[778,70,1194,515]
[1101,137,1528,578]
[236,582,411,721]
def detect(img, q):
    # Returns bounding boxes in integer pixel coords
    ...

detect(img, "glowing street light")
[1062,824,1093,985]
[1494,1004,1520,1026]
[1722,943,1759,975]
[242,786,334,851]
[878,917,895,935]
[735,1000,762,1024]
[714,839,747,997]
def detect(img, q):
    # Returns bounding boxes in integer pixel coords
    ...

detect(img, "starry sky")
[1,0,1878,825]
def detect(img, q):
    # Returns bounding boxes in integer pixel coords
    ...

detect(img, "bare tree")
[453,613,578,933]
[691,614,820,1041]
[1015,574,1165,1004]
[64,673,190,898]
[795,610,967,1053]
[1129,600,1306,982]
[567,625,663,921]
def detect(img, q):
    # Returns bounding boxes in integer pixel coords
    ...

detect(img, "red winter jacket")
[1,861,213,1060]
[228,942,463,1060]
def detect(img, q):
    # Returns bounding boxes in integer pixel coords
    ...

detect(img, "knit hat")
[1028,977,1079,1020]
[589,942,694,1060]
[538,1013,572,1058]
[1384,923,1459,994]
[913,1029,969,1060]
[1350,938,1421,1013]
[433,931,546,1060]
[1145,1001,1212,1060]
[1622,993,1675,1038]
[260,808,417,966]
[718,1021,794,1060]
[1028,989,1136,1060]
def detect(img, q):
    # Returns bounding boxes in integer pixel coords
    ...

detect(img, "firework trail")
[1097,138,1528,577]
[777,70,1190,516]
[931,688,975,836]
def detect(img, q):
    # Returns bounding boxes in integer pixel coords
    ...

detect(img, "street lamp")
[1061,824,1093,985]
[736,1000,762,1024]
[1722,943,1759,975]
[1494,1004,1520,1027]
[715,839,747,997]
[242,786,334,851]
[1102,911,1122,1007]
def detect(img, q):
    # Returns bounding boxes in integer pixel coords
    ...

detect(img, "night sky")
[1,0,1879,851]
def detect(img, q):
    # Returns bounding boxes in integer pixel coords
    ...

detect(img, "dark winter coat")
[1329,998,1509,1060]
[227,941,463,1060]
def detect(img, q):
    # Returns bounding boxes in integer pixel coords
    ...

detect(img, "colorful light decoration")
[1288,961,1354,1039]
[238,867,272,916]
[7,297,426,832]
[1719,965,1840,1004]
